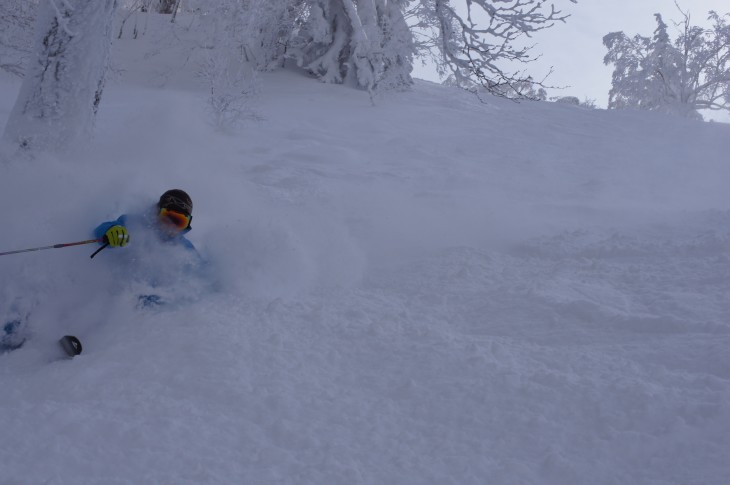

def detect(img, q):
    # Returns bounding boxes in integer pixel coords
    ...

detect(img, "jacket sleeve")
[180,237,204,262]
[94,215,127,243]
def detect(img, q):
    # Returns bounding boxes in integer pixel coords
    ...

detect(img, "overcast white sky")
[413,0,729,122]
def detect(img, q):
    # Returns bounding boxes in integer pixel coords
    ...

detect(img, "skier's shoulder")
[93,214,129,239]
[102,214,128,226]
[180,236,196,251]
[176,230,200,257]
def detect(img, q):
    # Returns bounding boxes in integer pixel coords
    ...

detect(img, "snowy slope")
[1,17,730,485]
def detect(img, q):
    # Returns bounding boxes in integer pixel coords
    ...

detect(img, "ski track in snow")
[1,19,730,485]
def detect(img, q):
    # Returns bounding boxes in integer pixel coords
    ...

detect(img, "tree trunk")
[3,0,119,152]
[157,0,177,14]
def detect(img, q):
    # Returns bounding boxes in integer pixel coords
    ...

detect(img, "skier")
[92,187,202,312]
[1,189,199,356]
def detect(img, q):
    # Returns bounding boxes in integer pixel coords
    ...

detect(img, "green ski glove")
[104,225,130,247]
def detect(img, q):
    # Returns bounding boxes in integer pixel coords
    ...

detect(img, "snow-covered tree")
[374,0,415,91]
[139,0,176,14]
[0,0,38,76]
[189,0,305,130]
[113,0,575,99]
[198,52,260,131]
[603,7,730,119]
[182,0,302,70]
[290,0,576,96]
[194,1,265,130]
[3,0,119,152]
[290,0,415,94]
[418,0,577,99]
[234,0,304,71]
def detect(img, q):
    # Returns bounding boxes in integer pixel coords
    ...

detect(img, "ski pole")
[0,238,104,258]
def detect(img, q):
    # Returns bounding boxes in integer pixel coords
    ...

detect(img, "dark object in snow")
[138,294,165,309]
[1,319,26,352]
[59,335,83,357]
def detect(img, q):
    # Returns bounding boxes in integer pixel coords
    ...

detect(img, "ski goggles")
[159,208,191,230]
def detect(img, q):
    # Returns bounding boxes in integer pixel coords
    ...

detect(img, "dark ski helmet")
[159,189,193,217]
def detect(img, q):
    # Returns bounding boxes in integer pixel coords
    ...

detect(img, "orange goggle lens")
[159,208,191,230]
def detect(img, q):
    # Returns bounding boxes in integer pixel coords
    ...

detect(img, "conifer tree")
[604,7,730,119]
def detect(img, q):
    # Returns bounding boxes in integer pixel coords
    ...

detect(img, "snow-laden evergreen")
[1,15,729,485]
[603,7,730,120]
